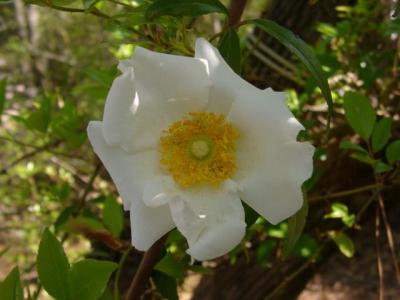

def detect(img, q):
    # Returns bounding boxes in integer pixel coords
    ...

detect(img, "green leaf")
[69,259,117,300]
[343,91,376,141]
[54,205,76,232]
[25,95,52,133]
[146,0,228,19]
[83,0,99,9]
[243,201,259,227]
[350,152,375,165]
[0,267,24,300]
[339,140,368,154]
[256,240,277,267]
[154,254,185,279]
[386,140,400,164]
[218,28,241,74]
[245,19,333,125]
[103,196,124,237]
[37,229,70,300]
[283,197,308,257]
[372,117,392,152]
[152,271,178,300]
[330,231,355,258]
[98,287,114,300]
[0,78,6,120]
[374,161,393,174]
[292,235,318,258]
[324,202,355,228]
[325,202,349,219]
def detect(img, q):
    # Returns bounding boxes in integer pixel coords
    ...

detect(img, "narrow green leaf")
[146,0,228,19]
[339,140,368,154]
[386,140,400,164]
[103,196,124,237]
[343,91,376,141]
[0,267,24,300]
[330,231,354,258]
[245,19,333,125]
[69,259,117,300]
[218,28,241,74]
[154,254,185,279]
[283,196,308,257]
[372,117,392,152]
[152,271,178,300]
[0,78,6,120]
[37,229,70,300]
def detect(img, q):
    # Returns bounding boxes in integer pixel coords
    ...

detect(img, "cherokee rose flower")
[87,38,314,261]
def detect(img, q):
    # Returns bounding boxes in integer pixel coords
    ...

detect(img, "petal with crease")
[227,89,314,224]
[87,121,161,210]
[130,198,175,251]
[168,180,246,260]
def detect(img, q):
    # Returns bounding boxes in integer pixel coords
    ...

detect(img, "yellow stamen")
[160,112,239,188]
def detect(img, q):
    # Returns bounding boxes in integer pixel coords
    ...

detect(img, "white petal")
[168,180,246,260]
[102,47,210,153]
[87,121,161,210]
[142,176,176,207]
[117,47,210,152]
[195,38,248,114]
[102,67,135,146]
[130,198,175,251]
[227,89,314,224]
[88,121,175,250]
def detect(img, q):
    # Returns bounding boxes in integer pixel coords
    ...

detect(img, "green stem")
[114,247,133,300]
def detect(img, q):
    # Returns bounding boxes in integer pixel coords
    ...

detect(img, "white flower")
[87,38,314,261]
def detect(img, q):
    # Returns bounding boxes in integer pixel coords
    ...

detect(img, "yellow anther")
[160,112,239,188]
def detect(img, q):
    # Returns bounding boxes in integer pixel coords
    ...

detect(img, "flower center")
[160,112,239,188]
[189,137,213,160]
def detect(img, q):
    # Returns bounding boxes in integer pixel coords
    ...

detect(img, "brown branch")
[124,235,168,300]
[378,193,400,283]
[228,0,248,27]
[375,205,384,300]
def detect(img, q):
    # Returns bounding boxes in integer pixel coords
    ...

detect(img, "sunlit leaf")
[330,231,354,258]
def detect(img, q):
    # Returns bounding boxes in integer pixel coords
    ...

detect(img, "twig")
[378,193,400,283]
[228,0,248,27]
[124,235,168,300]
[375,205,384,300]
[309,182,398,202]
[77,161,102,210]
